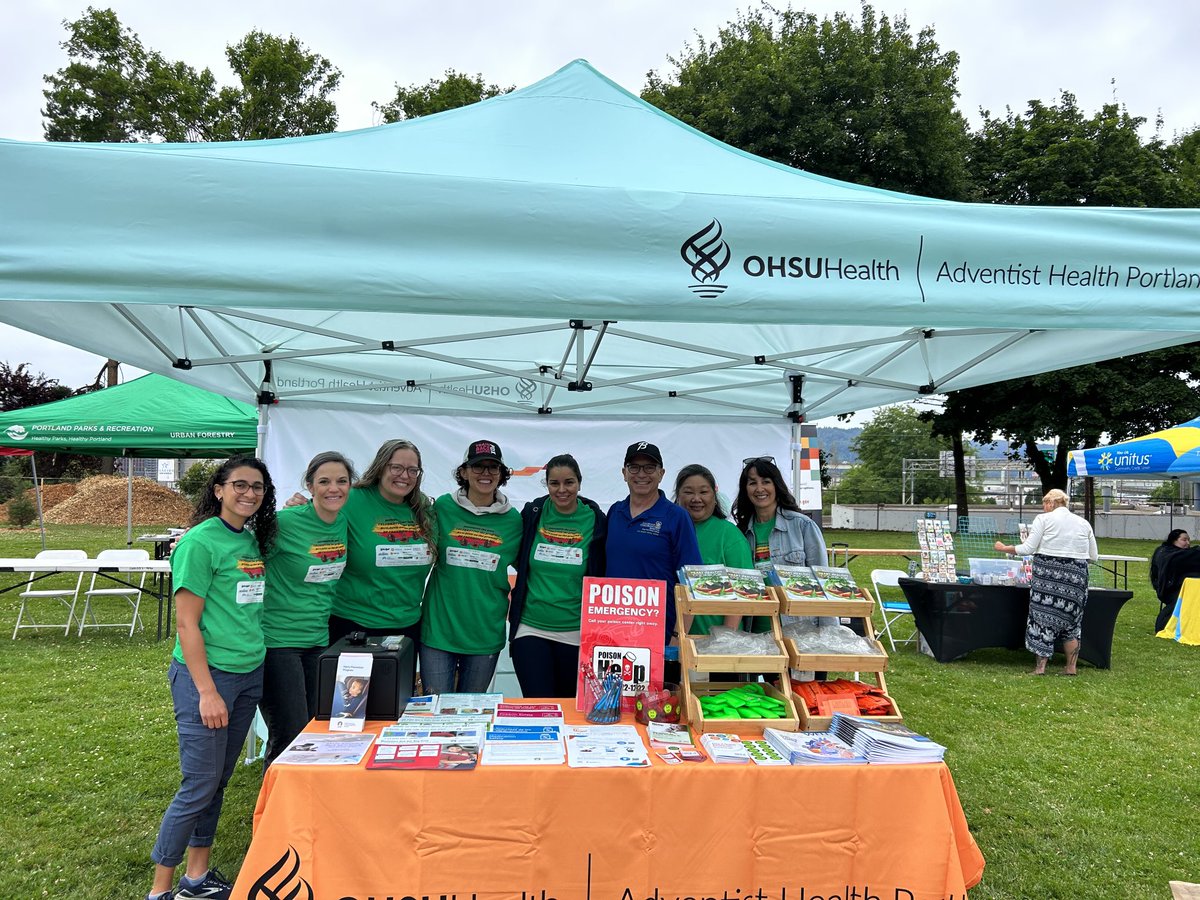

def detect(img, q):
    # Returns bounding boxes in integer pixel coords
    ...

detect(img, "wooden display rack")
[674,585,800,734]
[773,584,903,731]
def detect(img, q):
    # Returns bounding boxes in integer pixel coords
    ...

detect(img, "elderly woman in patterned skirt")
[995,489,1098,676]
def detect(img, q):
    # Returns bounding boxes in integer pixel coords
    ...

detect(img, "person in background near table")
[148,457,277,900]
[421,440,522,694]
[733,455,833,646]
[674,463,750,636]
[606,441,703,682]
[509,453,608,697]
[260,451,354,767]
[326,440,435,659]
[1150,529,1190,633]
[994,488,1098,676]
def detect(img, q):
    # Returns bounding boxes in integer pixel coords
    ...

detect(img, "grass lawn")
[0,524,1196,898]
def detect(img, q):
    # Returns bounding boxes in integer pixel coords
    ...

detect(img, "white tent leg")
[32,455,45,551]
[127,460,133,547]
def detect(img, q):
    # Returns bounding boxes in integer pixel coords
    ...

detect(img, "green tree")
[6,490,37,528]
[838,405,955,503]
[939,345,1200,496]
[177,460,219,504]
[43,8,340,143]
[970,92,1177,207]
[374,69,512,123]
[216,30,341,140]
[642,3,971,198]
[1148,480,1180,504]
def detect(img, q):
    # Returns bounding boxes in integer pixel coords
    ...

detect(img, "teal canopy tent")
[1068,418,1200,478]
[0,60,1198,422]
[0,374,258,543]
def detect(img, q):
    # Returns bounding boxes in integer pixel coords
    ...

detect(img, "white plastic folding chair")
[12,549,89,639]
[871,568,917,651]
[77,548,150,637]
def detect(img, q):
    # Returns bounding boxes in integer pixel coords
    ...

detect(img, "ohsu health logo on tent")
[681,219,731,298]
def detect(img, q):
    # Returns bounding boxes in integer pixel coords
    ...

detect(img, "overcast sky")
[2,0,1197,402]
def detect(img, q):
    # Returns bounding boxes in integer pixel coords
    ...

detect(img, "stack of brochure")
[741,738,791,766]
[493,702,565,726]
[699,732,752,764]
[480,724,565,765]
[763,727,867,765]
[564,725,650,768]
[274,732,375,765]
[681,565,768,602]
[830,713,946,764]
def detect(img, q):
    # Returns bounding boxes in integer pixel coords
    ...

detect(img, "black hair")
[732,457,801,533]
[544,453,582,482]
[1164,528,1190,547]
[454,442,512,491]
[673,463,727,520]
[190,456,278,555]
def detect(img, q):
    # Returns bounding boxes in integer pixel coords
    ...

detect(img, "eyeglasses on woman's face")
[469,463,501,474]
[386,464,422,478]
[225,479,266,495]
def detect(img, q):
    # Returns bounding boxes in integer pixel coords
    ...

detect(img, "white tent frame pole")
[182,307,277,396]
[126,459,133,547]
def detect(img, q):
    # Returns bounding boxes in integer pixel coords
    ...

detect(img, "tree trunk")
[952,432,969,520]
[99,359,119,476]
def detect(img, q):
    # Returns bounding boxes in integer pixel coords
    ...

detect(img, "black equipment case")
[317,634,414,720]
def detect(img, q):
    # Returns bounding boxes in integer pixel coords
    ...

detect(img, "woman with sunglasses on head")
[733,456,832,633]
[420,440,523,694]
[674,464,750,636]
[259,451,354,768]
[509,454,608,697]
[328,440,435,651]
[148,457,277,900]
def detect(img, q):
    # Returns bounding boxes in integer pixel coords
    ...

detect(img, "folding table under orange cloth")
[233,707,984,900]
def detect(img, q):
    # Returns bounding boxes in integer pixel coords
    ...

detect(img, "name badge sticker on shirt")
[376,543,432,567]
[305,561,346,583]
[534,543,583,566]
[235,579,266,605]
[446,546,501,572]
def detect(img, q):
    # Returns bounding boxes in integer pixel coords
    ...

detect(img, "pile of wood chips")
[33,475,194,526]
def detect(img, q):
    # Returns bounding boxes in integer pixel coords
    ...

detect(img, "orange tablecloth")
[233,711,984,900]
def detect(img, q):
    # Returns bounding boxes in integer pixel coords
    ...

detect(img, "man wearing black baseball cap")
[605,441,702,650]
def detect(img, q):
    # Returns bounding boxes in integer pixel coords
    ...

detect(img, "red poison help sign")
[576,577,666,713]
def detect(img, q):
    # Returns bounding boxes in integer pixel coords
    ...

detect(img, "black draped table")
[898,578,1132,668]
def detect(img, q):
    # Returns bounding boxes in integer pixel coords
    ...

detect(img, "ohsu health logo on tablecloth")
[249,846,313,900]
[680,219,731,298]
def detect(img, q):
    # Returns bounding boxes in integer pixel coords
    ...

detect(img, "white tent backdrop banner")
[262,404,792,513]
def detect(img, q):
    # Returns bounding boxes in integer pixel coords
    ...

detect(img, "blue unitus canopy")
[1068,418,1200,478]
[1,60,1198,420]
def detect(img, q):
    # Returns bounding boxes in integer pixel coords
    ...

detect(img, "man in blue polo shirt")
[605,440,702,645]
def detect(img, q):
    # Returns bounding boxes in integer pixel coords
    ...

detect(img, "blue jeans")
[418,646,499,694]
[259,646,321,767]
[151,659,263,868]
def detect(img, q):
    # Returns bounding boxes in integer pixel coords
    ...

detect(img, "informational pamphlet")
[727,567,767,601]
[810,566,863,600]
[367,741,479,770]
[565,725,650,768]
[274,732,375,765]
[645,722,696,750]
[772,565,826,601]
[493,702,564,725]
[437,693,504,716]
[699,732,752,764]
[577,576,666,713]
[763,727,867,765]
[329,652,373,732]
[480,725,565,765]
[742,738,791,766]
[682,565,735,600]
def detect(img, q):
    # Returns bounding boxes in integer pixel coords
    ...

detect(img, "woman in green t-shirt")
[673,463,751,636]
[148,457,277,900]
[328,439,436,647]
[509,454,608,697]
[260,451,354,767]
[420,439,522,694]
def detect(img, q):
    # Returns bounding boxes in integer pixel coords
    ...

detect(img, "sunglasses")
[742,456,777,468]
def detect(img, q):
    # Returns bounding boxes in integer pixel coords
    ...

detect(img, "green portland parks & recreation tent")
[0,374,258,457]
[0,59,1198,433]
[0,374,258,543]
